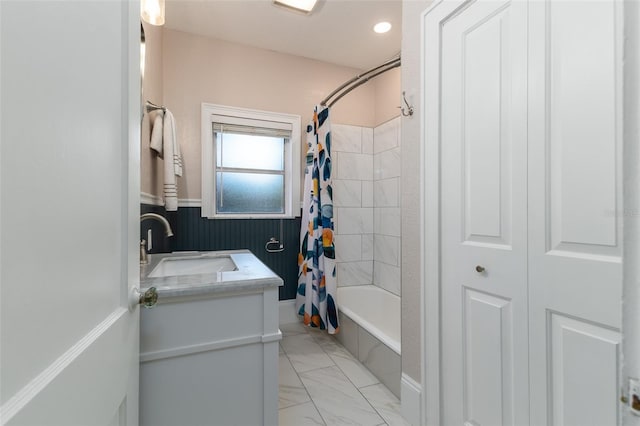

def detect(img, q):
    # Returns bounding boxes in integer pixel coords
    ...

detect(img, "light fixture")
[141,0,165,26]
[373,21,392,34]
[273,0,318,14]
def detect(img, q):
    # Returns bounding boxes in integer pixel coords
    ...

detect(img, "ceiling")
[164,0,402,70]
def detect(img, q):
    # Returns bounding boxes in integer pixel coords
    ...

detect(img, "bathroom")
[139,0,416,424]
[3,1,639,425]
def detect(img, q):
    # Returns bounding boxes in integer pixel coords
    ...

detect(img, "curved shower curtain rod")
[320,56,401,108]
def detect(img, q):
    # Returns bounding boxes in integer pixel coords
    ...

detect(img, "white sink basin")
[148,254,238,278]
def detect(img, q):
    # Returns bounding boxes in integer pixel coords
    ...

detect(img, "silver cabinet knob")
[475,265,486,273]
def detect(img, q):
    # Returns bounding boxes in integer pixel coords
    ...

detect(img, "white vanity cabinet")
[138,250,283,426]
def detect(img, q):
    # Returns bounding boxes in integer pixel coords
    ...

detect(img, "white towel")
[149,108,183,211]
[150,111,164,154]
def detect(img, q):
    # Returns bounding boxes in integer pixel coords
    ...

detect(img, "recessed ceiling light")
[273,0,318,14]
[373,21,392,34]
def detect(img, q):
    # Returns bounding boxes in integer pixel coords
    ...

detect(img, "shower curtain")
[296,105,339,334]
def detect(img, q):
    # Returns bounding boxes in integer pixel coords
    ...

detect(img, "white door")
[528,1,623,425]
[1,1,141,425]
[440,1,529,425]
[435,0,623,425]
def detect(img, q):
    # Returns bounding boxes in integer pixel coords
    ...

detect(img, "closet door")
[528,2,623,425]
[440,1,529,425]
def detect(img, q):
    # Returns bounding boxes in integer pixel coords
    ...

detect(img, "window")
[201,103,301,218]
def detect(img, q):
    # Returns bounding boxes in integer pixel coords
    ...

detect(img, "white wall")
[142,28,402,202]
[141,21,164,199]
[374,67,402,126]
[401,0,433,385]
[623,1,640,424]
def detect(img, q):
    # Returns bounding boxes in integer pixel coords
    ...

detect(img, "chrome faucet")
[140,213,174,264]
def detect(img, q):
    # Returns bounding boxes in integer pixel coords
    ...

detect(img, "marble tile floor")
[278,322,411,426]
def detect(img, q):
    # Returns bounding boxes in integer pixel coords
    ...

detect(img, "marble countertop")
[140,249,283,300]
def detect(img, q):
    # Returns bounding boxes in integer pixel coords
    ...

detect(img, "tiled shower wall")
[333,124,375,286]
[333,117,401,296]
[373,118,401,296]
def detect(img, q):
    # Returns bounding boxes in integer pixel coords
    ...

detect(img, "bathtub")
[335,285,401,397]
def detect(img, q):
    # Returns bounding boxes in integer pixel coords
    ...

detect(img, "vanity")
[139,250,283,426]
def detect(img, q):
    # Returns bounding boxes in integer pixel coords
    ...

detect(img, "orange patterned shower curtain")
[296,105,339,334]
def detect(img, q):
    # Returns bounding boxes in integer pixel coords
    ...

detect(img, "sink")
[148,254,238,278]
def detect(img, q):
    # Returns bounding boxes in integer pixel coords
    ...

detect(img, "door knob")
[475,265,486,273]
[129,286,159,311]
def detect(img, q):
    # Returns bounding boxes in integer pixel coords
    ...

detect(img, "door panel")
[441,1,529,425]
[546,1,620,257]
[528,1,623,424]
[0,1,140,424]
[549,314,621,426]
[463,288,514,426]
[463,9,510,245]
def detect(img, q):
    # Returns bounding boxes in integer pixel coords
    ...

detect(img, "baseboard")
[141,192,164,206]
[279,299,298,325]
[140,194,202,208]
[401,373,422,426]
[177,199,202,208]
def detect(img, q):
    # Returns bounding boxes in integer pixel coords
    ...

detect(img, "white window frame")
[201,102,301,219]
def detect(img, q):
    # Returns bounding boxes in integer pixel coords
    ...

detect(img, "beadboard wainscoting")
[140,204,301,300]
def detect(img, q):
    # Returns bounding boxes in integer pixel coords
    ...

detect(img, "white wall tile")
[373,117,400,154]
[362,181,374,207]
[374,234,400,266]
[362,127,374,154]
[337,261,373,286]
[332,124,362,153]
[358,328,401,398]
[374,262,401,296]
[335,207,373,234]
[374,178,400,207]
[333,179,361,207]
[374,207,401,237]
[332,151,340,180]
[362,234,374,261]
[335,234,362,262]
[335,312,359,358]
[374,147,401,180]
[336,152,373,181]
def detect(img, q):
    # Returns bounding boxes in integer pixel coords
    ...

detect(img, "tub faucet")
[140,213,174,265]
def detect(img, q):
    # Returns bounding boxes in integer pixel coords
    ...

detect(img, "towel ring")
[265,237,284,253]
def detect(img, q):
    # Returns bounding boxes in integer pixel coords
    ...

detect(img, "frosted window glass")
[216,133,284,171]
[216,172,284,213]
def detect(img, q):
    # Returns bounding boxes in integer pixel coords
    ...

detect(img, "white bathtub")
[335,285,401,397]
[337,285,401,354]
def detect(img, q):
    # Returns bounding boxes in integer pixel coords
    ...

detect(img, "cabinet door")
[440,1,529,424]
[528,2,623,425]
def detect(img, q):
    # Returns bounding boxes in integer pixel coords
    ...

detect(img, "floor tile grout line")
[289,356,328,425]
[298,331,393,425]
[280,347,315,402]
[281,326,399,426]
